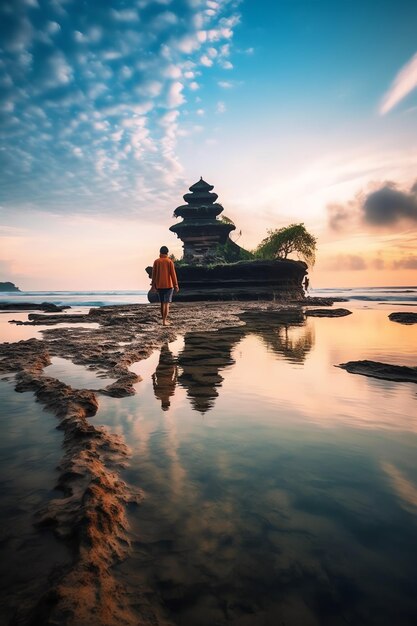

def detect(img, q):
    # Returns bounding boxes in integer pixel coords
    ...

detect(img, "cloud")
[327,202,354,232]
[363,183,417,225]
[371,257,385,270]
[380,52,417,115]
[392,255,417,270]
[167,81,185,108]
[0,0,242,217]
[327,180,417,231]
[324,254,367,271]
[216,100,226,113]
[111,9,139,22]
[200,54,213,67]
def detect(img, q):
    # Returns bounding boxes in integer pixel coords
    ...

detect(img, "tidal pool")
[0,381,71,623]
[1,304,416,625]
[92,306,417,626]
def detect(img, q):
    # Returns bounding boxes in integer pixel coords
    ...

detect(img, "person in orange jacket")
[150,246,179,326]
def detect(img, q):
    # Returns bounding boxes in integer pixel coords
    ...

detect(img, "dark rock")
[146,258,307,302]
[0,281,20,292]
[305,308,352,317]
[297,297,346,306]
[0,302,70,312]
[388,312,417,325]
[337,360,417,384]
[11,312,89,325]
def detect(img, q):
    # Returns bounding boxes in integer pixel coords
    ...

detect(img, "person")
[303,275,310,293]
[151,246,179,326]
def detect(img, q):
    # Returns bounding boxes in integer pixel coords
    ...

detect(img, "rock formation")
[0,281,20,292]
[388,312,417,325]
[147,177,308,302]
[337,360,417,384]
[306,308,352,317]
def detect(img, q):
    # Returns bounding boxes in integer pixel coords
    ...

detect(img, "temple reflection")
[151,314,315,414]
[176,329,242,413]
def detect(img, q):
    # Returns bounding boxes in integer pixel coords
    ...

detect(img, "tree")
[254,223,317,265]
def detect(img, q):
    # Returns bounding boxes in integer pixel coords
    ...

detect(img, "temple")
[146,177,308,301]
[169,177,235,262]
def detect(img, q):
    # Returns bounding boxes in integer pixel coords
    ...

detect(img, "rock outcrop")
[0,302,69,312]
[0,281,20,292]
[337,360,417,384]
[388,312,417,325]
[306,308,352,317]
[146,258,307,302]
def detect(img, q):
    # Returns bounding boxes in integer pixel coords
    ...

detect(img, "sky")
[1,0,417,290]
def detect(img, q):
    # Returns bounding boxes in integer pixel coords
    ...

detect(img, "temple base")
[146,259,307,302]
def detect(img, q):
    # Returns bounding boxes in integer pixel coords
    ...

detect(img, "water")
[0,382,70,623]
[0,289,416,624]
[0,290,149,307]
[94,305,417,625]
[312,285,417,303]
[0,286,415,308]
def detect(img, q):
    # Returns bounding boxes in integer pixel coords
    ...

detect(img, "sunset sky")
[1,0,417,290]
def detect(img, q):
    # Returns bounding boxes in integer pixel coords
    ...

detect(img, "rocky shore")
[1,300,316,625]
[1,298,414,625]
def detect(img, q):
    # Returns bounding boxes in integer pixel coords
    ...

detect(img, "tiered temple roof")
[170,178,235,261]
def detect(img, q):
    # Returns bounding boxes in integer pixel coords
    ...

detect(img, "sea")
[0,286,417,625]
[0,289,149,308]
[0,285,416,308]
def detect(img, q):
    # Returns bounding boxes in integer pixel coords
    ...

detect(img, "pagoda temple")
[146,176,308,301]
[170,177,235,262]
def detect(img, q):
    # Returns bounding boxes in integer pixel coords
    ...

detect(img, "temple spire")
[169,178,235,263]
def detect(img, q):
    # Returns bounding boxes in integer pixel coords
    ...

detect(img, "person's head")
[160,245,169,255]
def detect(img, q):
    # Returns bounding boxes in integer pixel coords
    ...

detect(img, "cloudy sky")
[1,0,417,289]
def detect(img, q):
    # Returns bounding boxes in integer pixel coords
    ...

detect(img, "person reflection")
[152,342,178,411]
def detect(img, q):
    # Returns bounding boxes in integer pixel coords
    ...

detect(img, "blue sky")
[1,0,417,288]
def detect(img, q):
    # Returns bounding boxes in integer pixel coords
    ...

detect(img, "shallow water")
[0,309,99,343]
[0,381,70,623]
[44,356,117,389]
[1,301,417,624]
[92,305,417,625]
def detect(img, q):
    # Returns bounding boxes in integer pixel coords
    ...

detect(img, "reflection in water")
[104,307,417,626]
[0,382,70,622]
[176,329,241,413]
[261,324,314,363]
[3,305,417,625]
[152,343,178,411]
[152,316,314,414]
[382,462,417,516]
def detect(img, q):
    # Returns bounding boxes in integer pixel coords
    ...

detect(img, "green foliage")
[254,223,317,265]
[172,257,189,267]
[215,238,254,262]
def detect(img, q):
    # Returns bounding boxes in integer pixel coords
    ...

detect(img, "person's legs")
[158,289,173,325]
[162,302,169,325]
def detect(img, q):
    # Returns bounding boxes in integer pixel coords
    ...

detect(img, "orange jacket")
[151,254,178,289]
